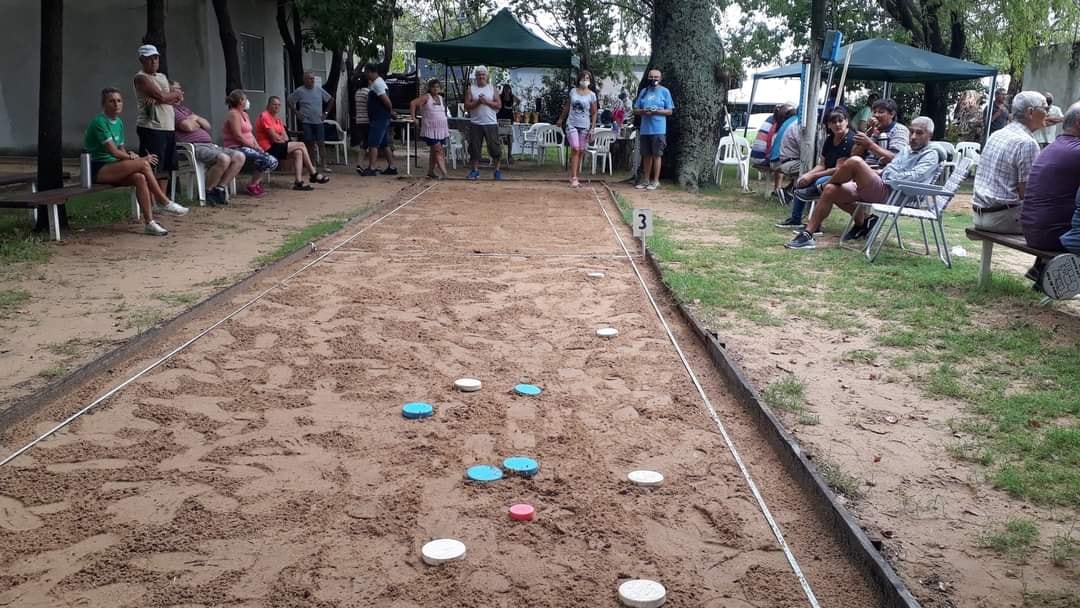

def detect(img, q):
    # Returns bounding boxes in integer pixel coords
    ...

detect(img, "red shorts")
[841,176,892,204]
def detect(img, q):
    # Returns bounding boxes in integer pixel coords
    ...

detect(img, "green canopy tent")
[745,38,998,140]
[415,8,579,69]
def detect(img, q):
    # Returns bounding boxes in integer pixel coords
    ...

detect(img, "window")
[239,33,265,92]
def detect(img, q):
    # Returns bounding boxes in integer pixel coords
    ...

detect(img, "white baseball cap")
[137,44,159,57]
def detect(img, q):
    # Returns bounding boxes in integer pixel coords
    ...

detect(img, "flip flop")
[310,173,330,184]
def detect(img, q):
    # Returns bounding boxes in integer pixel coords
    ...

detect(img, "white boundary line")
[591,187,822,608]
[1,182,440,467]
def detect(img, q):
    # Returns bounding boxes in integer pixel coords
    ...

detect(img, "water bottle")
[80,153,91,189]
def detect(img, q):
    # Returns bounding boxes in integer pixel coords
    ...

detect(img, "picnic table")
[0,184,112,241]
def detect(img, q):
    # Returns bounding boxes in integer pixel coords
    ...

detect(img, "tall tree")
[277,0,305,90]
[649,0,727,189]
[511,0,616,76]
[800,0,826,169]
[142,0,168,75]
[34,0,65,233]
[405,0,497,103]
[211,0,243,93]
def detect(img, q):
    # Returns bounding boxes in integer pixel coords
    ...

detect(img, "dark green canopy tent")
[415,8,579,69]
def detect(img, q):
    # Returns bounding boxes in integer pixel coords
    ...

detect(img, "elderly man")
[988,88,1010,133]
[972,91,1047,235]
[171,81,245,205]
[288,71,334,173]
[133,44,188,215]
[785,116,940,250]
[464,65,503,180]
[1033,91,1064,147]
[634,68,675,190]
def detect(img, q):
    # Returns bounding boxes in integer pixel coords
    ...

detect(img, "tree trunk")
[379,0,396,75]
[649,0,726,190]
[277,0,304,90]
[211,0,243,94]
[346,51,357,140]
[143,0,168,75]
[324,48,342,122]
[35,0,65,233]
[799,0,826,172]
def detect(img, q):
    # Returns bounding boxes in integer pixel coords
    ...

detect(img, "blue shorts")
[301,122,325,143]
[367,119,391,149]
[422,136,447,147]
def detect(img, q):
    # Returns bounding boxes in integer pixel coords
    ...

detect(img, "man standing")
[634,68,675,191]
[288,72,334,173]
[972,91,1047,235]
[1033,91,1064,147]
[464,65,503,180]
[357,64,398,176]
[171,81,245,205]
[133,44,188,215]
[988,87,1010,134]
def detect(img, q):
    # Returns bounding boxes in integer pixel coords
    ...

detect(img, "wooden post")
[34,0,65,233]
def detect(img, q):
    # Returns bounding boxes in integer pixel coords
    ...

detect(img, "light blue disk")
[402,402,434,419]
[466,464,504,483]
[502,456,540,478]
[514,383,543,396]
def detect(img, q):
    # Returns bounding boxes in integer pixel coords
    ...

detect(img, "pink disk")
[509,503,535,521]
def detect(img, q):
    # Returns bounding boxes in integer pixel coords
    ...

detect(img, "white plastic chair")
[713,135,751,191]
[588,130,616,175]
[932,141,957,181]
[447,130,466,169]
[536,125,565,166]
[173,143,207,205]
[521,122,550,161]
[955,141,980,167]
[323,120,349,165]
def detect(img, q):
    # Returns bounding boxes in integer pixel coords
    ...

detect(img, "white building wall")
[1025,43,1080,109]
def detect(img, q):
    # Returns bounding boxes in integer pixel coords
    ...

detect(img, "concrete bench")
[965,227,1062,288]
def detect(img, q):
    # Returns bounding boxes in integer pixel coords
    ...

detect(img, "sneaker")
[144,220,168,236]
[1024,264,1042,283]
[154,201,189,215]
[774,218,805,229]
[213,186,229,205]
[204,188,223,206]
[794,184,823,200]
[841,221,866,242]
[635,183,647,190]
[357,168,378,177]
[794,228,824,237]
[646,181,658,191]
[493,170,503,180]
[570,177,580,188]
[293,181,314,191]
[864,214,880,239]
[467,169,480,181]
[381,166,399,176]
[785,230,816,249]
[245,184,266,197]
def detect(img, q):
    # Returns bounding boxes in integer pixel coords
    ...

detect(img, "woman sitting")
[409,79,450,179]
[256,96,328,191]
[83,87,178,236]
[222,90,278,198]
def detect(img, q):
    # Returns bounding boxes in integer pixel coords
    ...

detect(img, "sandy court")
[0,181,878,607]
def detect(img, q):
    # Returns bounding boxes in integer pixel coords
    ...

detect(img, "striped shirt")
[973,122,1040,210]
[354,86,369,126]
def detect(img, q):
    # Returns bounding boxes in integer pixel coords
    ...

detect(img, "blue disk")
[402,402,434,419]
[514,383,543,397]
[502,456,540,478]
[466,464,504,483]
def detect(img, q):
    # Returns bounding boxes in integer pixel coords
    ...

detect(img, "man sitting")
[785,116,940,250]
[1021,101,1080,282]
[172,81,245,205]
[971,91,1047,235]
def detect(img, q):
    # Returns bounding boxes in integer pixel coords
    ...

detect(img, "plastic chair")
[521,122,550,161]
[447,130,466,169]
[713,135,751,191]
[588,130,616,174]
[173,143,207,205]
[536,125,565,166]
[955,141,980,167]
[932,141,957,181]
[323,120,349,165]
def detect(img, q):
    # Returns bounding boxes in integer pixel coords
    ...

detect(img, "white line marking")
[591,186,821,608]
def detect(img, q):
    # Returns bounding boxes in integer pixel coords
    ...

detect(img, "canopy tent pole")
[744,76,760,137]
[983,75,999,144]
[835,45,854,106]
[798,61,809,128]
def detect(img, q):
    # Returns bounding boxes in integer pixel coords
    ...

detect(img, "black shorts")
[268,142,290,161]
[90,160,109,183]
[639,134,667,157]
[136,127,178,176]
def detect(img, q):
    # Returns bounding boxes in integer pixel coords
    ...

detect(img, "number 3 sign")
[632,208,654,237]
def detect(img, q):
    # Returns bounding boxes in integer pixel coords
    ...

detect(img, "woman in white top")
[410,79,451,179]
[556,70,598,188]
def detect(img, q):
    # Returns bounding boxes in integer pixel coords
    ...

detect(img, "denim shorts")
[301,122,325,143]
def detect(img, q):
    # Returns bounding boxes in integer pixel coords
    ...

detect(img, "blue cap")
[402,402,434,419]
[502,456,540,478]
[514,383,543,396]
[466,464,503,483]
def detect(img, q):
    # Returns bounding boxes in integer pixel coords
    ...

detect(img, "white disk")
[618,579,667,608]
[421,538,467,565]
[454,378,482,392]
[627,470,664,487]
[587,271,606,278]
[596,327,619,338]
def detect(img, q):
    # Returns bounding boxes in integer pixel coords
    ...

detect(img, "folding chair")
[857,156,974,267]
[713,135,751,191]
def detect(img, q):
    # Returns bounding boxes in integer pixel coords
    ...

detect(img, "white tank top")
[469,83,497,125]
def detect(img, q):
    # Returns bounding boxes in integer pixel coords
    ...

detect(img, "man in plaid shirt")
[971,91,1047,234]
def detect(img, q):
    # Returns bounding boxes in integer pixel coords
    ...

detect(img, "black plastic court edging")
[601,182,921,608]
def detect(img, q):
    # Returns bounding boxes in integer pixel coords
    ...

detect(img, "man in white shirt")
[1033,91,1064,147]
[464,65,503,180]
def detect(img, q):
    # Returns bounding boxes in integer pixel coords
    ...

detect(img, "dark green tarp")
[415,8,579,69]
[755,38,996,83]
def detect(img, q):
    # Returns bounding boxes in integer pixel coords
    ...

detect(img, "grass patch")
[38,364,69,380]
[0,289,31,314]
[762,374,806,413]
[1050,529,1077,567]
[840,349,878,365]
[46,338,84,358]
[978,518,1040,561]
[153,291,200,307]
[126,308,164,332]
[1023,591,1080,608]
[814,455,863,499]
[254,210,360,266]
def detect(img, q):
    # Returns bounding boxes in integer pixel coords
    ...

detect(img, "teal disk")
[514,383,542,396]
[402,402,434,419]
[466,464,503,483]
[502,456,540,478]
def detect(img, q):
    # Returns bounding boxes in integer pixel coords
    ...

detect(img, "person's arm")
[134,74,182,104]
[378,93,392,111]
[656,90,675,116]
[486,93,501,111]
[633,90,648,116]
[884,150,938,183]
[409,95,423,122]
[590,96,598,131]
[556,99,570,127]
[176,116,199,133]
[797,160,829,186]
[323,89,335,118]
[464,87,479,111]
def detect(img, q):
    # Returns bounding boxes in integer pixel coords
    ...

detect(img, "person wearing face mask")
[556,70,598,188]
[634,68,675,190]
[222,90,278,198]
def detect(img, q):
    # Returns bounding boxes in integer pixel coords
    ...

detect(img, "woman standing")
[256,96,328,191]
[410,79,450,179]
[556,70,598,188]
[497,84,519,121]
[83,88,177,236]
[222,90,278,198]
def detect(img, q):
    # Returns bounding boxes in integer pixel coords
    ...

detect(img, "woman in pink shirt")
[256,96,328,191]
[410,79,450,179]
[222,90,277,197]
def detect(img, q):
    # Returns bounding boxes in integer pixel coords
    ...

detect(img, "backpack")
[750,116,776,168]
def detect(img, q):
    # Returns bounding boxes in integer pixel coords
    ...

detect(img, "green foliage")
[297,0,397,57]
[979,518,1040,561]
[762,374,807,413]
[511,0,616,78]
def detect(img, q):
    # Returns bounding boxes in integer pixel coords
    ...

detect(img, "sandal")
[310,173,330,184]
[293,181,314,191]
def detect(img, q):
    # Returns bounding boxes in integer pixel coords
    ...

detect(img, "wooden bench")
[0,185,114,241]
[965,227,1062,288]
[0,171,72,189]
